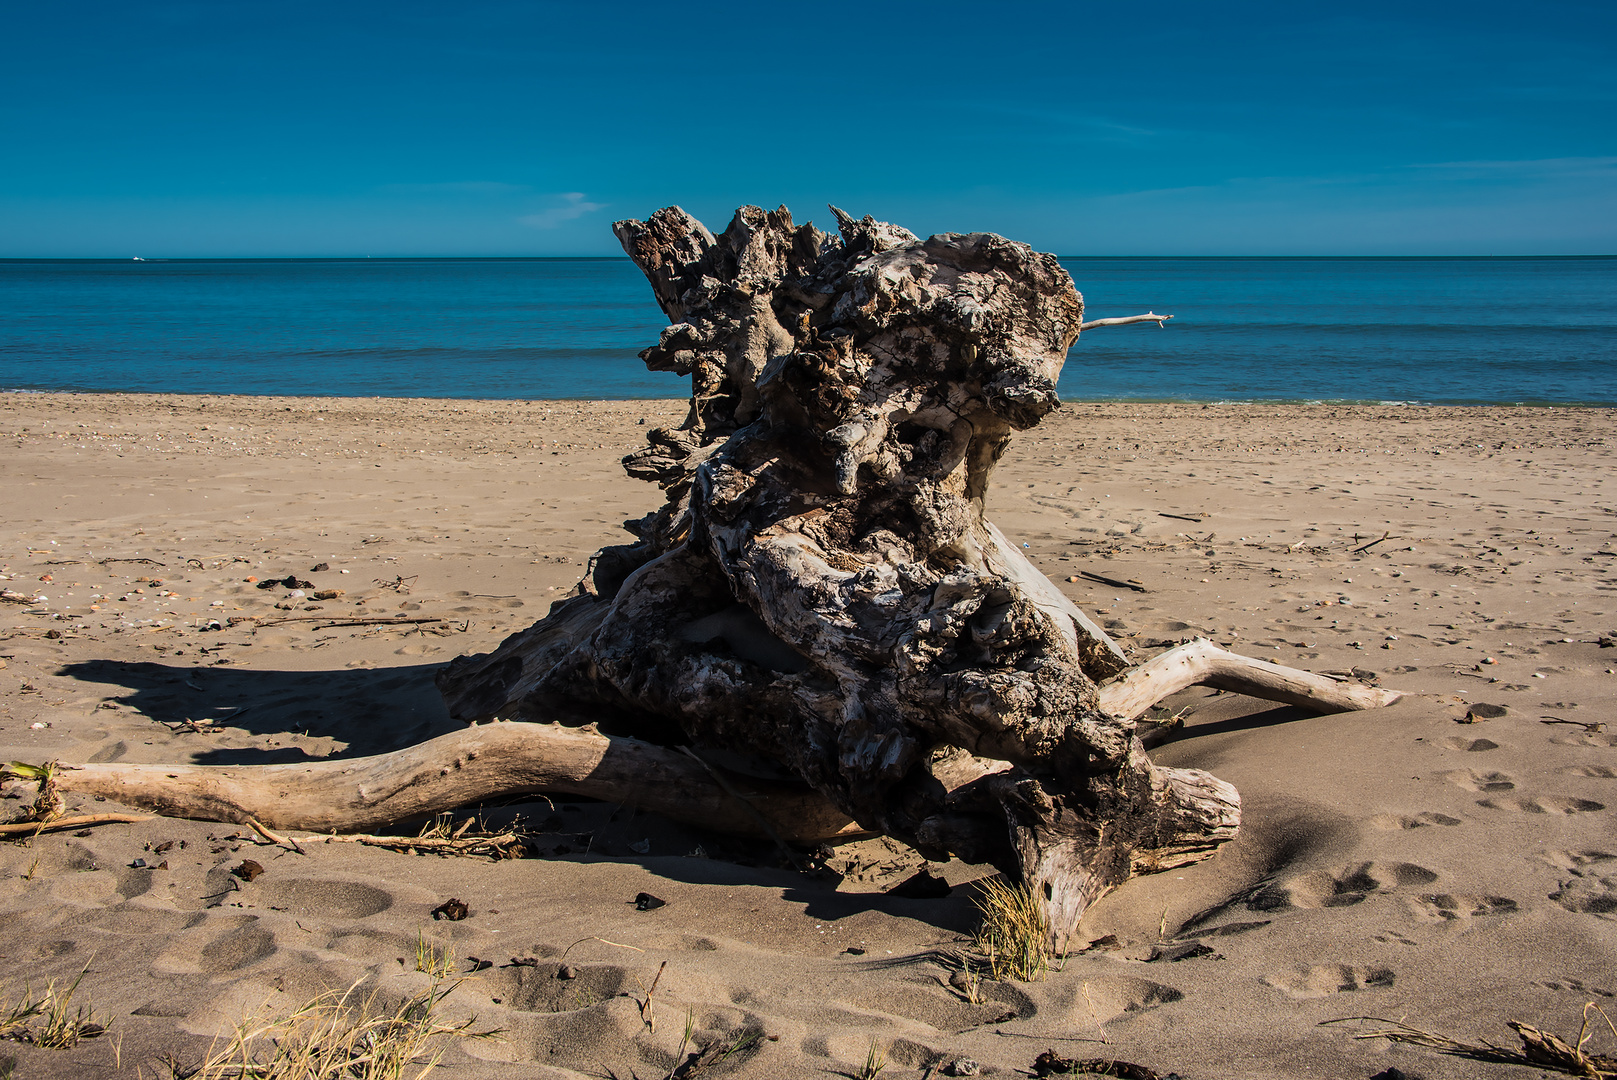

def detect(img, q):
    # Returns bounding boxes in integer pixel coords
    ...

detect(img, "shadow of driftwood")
[1159,702,1317,744]
[55,657,459,762]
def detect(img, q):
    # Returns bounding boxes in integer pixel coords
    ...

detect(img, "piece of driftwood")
[48,723,865,845]
[0,812,155,836]
[430,204,1402,945]
[39,204,1403,947]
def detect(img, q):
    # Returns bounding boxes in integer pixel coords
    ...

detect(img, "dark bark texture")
[436,204,1239,943]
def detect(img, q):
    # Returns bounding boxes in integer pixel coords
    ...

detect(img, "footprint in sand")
[1535,977,1616,998]
[1541,849,1617,871]
[1478,795,1605,814]
[1059,976,1183,1024]
[1438,768,1516,792]
[87,739,128,762]
[1548,732,1617,748]
[849,978,1034,1032]
[1263,963,1395,999]
[1442,736,1500,752]
[1407,893,1518,924]
[254,878,393,919]
[496,962,633,1014]
[1248,861,1438,911]
[1369,811,1463,830]
[1564,764,1617,778]
[1544,852,1617,917]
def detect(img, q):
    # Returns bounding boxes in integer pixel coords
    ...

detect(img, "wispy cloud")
[1411,156,1617,176]
[520,192,607,228]
[378,180,532,195]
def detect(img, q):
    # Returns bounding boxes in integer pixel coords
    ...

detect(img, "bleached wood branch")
[1098,637,1402,719]
[46,723,870,846]
[1079,312,1173,330]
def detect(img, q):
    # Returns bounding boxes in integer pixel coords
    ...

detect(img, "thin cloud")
[378,181,532,195]
[1412,156,1617,174]
[520,192,607,228]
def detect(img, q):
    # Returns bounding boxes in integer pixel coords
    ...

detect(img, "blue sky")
[3,1,1613,256]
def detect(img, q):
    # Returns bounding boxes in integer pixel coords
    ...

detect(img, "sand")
[0,391,1614,1079]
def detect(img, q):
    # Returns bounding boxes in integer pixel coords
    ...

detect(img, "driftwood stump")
[39,204,1400,948]
[433,204,1397,944]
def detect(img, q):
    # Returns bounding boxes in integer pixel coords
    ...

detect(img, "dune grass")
[971,877,1051,983]
[189,977,500,1080]
[0,961,104,1048]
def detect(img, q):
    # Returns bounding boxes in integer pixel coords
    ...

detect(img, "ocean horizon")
[3,255,1613,406]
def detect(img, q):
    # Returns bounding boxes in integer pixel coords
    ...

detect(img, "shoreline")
[0,391,1613,1078]
[5,388,1617,409]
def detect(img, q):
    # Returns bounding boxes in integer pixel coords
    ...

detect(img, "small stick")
[1158,512,1207,523]
[244,815,304,853]
[1542,716,1605,733]
[639,959,668,1031]
[1082,981,1109,1044]
[1074,570,1149,593]
[254,616,444,627]
[1352,532,1396,554]
[561,935,647,959]
[0,813,153,836]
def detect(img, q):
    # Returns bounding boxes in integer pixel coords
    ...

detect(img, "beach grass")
[972,877,1051,983]
[189,977,499,1080]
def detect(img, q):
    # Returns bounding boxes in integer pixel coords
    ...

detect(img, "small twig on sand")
[285,829,530,860]
[561,936,646,959]
[1073,570,1149,594]
[99,557,165,566]
[254,616,444,628]
[637,960,668,1032]
[1543,716,1606,734]
[245,816,305,854]
[1322,1007,1617,1078]
[1352,531,1397,554]
[1157,512,1207,524]
[0,813,153,837]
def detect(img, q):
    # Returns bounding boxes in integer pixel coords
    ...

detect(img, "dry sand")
[0,392,1614,1079]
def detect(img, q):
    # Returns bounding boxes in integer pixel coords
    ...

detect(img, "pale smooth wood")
[1098,637,1402,719]
[52,722,868,846]
[1079,312,1173,330]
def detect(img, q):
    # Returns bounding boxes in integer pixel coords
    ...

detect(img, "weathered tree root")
[38,205,1410,949]
[41,639,1392,864]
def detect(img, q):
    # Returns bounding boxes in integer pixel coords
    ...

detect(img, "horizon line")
[4,253,1615,263]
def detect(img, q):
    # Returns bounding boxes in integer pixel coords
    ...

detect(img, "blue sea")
[1,257,1612,405]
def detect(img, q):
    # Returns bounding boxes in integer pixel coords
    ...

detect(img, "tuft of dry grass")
[0,961,104,1048]
[855,1038,887,1080]
[413,931,455,978]
[972,877,1051,982]
[1323,1003,1617,1079]
[189,977,500,1080]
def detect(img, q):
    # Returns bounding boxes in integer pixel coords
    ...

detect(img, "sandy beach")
[1,391,1614,1079]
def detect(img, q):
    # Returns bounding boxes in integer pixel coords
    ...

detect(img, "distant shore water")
[2,256,1612,405]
